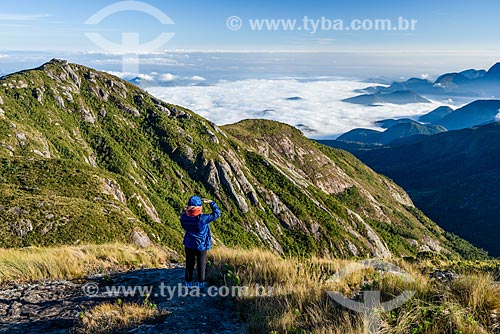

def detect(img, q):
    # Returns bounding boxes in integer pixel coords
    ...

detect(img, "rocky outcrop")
[421,235,443,253]
[216,159,249,213]
[131,194,161,223]
[221,150,260,206]
[51,88,65,109]
[101,178,127,204]
[32,87,44,103]
[131,228,152,248]
[256,185,307,232]
[79,106,96,124]
[204,159,222,198]
[252,219,284,254]
[347,209,391,258]
[11,219,33,238]
[118,102,140,117]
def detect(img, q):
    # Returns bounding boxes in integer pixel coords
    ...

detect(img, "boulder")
[131,228,152,248]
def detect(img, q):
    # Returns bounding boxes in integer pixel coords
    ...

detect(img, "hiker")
[180,196,221,290]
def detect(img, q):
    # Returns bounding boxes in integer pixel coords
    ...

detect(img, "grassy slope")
[223,120,487,260]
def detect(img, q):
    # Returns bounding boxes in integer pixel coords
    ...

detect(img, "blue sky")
[0,0,499,52]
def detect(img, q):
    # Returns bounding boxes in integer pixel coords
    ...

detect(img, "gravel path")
[0,266,245,334]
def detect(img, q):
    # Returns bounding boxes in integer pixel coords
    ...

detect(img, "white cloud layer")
[189,75,206,81]
[158,73,177,81]
[147,79,445,138]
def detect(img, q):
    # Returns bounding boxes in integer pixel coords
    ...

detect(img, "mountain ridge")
[321,122,500,256]
[0,59,486,259]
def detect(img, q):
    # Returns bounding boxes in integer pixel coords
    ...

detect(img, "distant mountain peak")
[487,62,500,75]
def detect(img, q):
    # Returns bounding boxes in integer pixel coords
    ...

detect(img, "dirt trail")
[0,266,245,334]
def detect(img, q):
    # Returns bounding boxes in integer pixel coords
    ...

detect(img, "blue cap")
[188,196,202,206]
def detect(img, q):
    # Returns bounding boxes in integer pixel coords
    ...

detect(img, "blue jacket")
[180,201,221,251]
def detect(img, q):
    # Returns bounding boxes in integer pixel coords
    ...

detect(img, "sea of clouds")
[0,51,463,138]
[146,78,444,139]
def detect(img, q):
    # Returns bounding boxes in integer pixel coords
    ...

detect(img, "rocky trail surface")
[0,266,245,334]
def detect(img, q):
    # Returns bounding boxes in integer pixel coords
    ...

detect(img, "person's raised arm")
[202,199,221,223]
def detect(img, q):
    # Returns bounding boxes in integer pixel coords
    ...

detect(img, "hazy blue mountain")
[337,128,382,143]
[323,122,500,256]
[459,69,486,79]
[355,62,500,101]
[336,121,446,145]
[375,118,414,129]
[343,90,430,105]
[419,106,454,124]
[437,100,500,130]
[380,121,447,144]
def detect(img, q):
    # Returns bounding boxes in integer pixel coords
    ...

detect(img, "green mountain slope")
[0,59,486,259]
[331,122,500,256]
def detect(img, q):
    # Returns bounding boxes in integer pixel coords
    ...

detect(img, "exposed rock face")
[0,267,243,334]
[381,178,414,206]
[252,219,284,254]
[216,159,249,213]
[11,219,33,238]
[15,132,27,145]
[421,236,444,253]
[131,194,161,223]
[52,92,65,108]
[32,88,45,103]
[101,178,127,204]
[118,102,140,117]
[131,228,152,247]
[357,188,391,223]
[84,155,97,167]
[79,106,96,124]
[257,186,305,231]
[347,210,391,258]
[204,159,221,198]
[248,133,354,195]
[221,150,260,206]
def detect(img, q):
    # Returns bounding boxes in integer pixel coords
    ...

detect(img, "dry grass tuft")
[0,243,172,283]
[76,299,166,334]
[208,247,500,334]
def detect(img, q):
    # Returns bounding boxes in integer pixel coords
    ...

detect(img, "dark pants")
[185,247,207,283]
